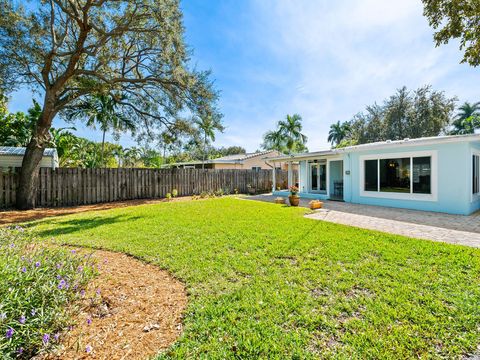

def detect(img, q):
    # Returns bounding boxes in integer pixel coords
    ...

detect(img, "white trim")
[359,150,438,202]
[471,149,480,203]
[307,159,327,194]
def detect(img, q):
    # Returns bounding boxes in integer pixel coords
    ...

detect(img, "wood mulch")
[0,197,194,225]
[43,249,187,359]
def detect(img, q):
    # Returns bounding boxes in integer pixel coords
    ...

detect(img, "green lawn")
[29,197,479,359]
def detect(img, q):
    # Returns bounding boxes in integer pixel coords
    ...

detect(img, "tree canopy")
[0,0,221,208]
[422,0,480,66]
[332,86,456,147]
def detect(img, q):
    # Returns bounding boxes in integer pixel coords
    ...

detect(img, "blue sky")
[8,0,480,152]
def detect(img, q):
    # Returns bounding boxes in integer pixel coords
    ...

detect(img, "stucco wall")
[345,141,473,215]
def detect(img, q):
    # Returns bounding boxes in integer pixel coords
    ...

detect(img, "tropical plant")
[193,116,225,169]
[66,94,136,167]
[328,121,351,147]
[262,114,308,154]
[0,0,220,209]
[450,102,480,135]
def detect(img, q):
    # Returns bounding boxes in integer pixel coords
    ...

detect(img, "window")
[473,154,479,195]
[252,166,261,172]
[413,157,431,194]
[380,157,410,193]
[363,155,432,195]
[364,160,378,191]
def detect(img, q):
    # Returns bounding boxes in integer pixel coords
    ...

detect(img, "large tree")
[262,114,308,154]
[0,0,220,209]
[341,86,455,145]
[328,120,350,147]
[422,0,480,66]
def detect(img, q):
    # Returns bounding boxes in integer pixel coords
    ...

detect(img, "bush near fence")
[0,168,296,208]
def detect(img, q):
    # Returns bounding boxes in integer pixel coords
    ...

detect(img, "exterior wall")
[345,142,473,215]
[212,163,241,169]
[0,155,55,169]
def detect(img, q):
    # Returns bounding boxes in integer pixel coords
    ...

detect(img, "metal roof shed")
[0,147,59,169]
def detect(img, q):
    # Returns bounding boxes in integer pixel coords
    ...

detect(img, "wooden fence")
[0,168,295,209]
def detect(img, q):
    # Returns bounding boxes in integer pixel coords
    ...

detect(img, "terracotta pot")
[274,197,286,204]
[247,188,256,195]
[309,200,323,210]
[289,195,300,206]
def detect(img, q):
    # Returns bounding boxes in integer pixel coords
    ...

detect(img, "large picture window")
[364,155,432,195]
[473,154,479,195]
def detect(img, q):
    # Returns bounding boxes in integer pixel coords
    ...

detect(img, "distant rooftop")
[0,146,58,157]
[167,150,279,167]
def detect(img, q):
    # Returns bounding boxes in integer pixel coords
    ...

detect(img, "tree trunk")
[16,103,55,210]
[101,129,106,168]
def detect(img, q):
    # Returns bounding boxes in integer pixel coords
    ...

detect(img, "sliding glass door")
[309,161,326,193]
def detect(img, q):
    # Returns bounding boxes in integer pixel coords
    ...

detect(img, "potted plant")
[247,184,256,195]
[288,185,300,206]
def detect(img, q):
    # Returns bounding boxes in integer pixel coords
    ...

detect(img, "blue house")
[269,134,480,215]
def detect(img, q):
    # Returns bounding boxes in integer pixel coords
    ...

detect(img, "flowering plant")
[289,185,299,196]
[0,227,97,358]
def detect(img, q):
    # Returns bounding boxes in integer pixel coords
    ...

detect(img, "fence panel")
[0,167,294,209]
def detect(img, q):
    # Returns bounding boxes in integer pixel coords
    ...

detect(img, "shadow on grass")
[29,214,142,237]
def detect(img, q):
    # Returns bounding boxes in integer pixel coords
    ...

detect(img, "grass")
[27,197,480,359]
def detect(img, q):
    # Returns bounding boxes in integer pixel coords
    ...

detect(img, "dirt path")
[44,249,187,359]
[0,198,194,225]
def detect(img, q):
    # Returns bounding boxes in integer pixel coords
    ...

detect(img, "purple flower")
[77,266,84,272]
[96,289,101,296]
[56,275,62,280]
[103,258,108,264]
[56,263,62,269]
[20,256,25,261]
[71,250,76,254]
[9,243,15,248]
[87,318,92,325]
[15,225,24,232]
[42,333,50,344]
[54,333,60,341]
[58,279,67,290]
[21,267,27,273]
[35,261,41,268]
[80,289,86,297]
[31,309,36,316]
[17,347,23,354]
[19,315,25,324]
[86,345,92,353]
[6,327,14,339]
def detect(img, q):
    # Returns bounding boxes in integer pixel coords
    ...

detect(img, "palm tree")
[451,101,480,135]
[328,121,350,147]
[66,94,136,167]
[262,129,286,152]
[277,114,307,154]
[193,116,225,169]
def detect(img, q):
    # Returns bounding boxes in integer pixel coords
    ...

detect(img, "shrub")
[0,227,97,359]
[199,191,208,199]
[166,193,172,200]
[171,189,178,198]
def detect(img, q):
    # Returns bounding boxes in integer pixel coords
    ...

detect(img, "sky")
[7,0,480,152]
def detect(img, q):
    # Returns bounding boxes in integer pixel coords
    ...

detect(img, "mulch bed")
[43,249,187,359]
[0,197,194,225]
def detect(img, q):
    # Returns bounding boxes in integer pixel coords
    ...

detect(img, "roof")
[0,146,58,157]
[268,133,480,161]
[167,150,279,167]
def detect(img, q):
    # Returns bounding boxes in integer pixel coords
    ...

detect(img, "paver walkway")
[244,194,480,248]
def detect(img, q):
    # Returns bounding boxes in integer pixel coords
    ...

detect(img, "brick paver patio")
[244,194,480,248]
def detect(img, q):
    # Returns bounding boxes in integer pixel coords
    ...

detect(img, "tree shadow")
[29,214,142,237]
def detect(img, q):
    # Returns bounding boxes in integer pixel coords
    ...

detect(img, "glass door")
[309,161,327,193]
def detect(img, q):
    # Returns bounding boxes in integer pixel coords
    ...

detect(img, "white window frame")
[471,150,480,202]
[307,159,327,194]
[359,150,438,202]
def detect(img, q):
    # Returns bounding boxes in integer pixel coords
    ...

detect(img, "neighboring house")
[166,150,292,170]
[0,146,59,169]
[270,134,480,215]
